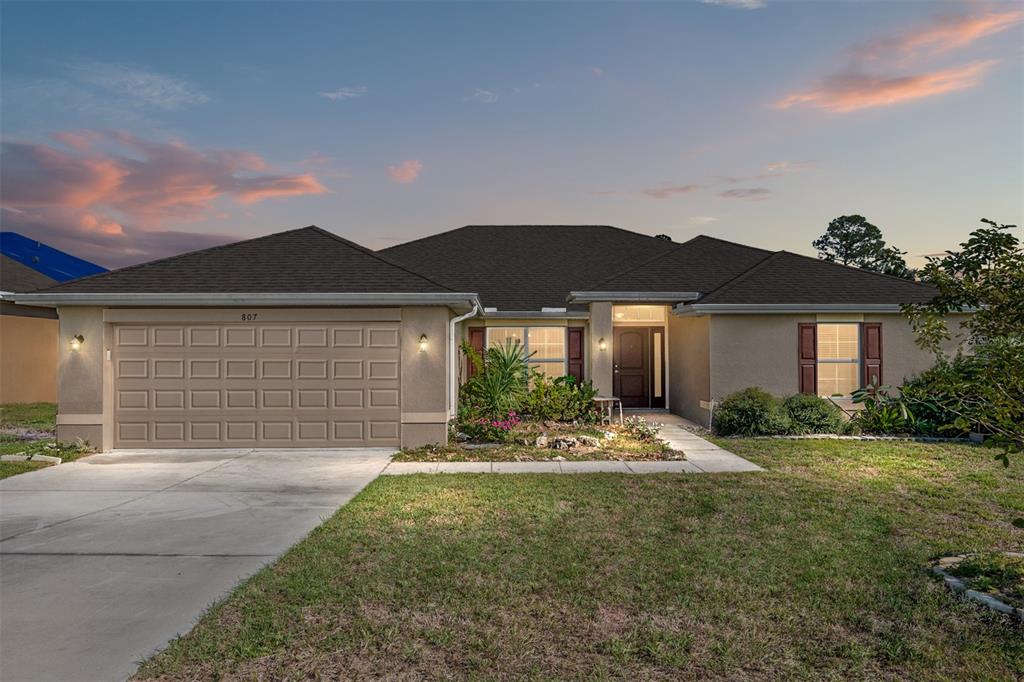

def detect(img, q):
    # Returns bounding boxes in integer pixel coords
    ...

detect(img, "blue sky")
[1,1,1021,268]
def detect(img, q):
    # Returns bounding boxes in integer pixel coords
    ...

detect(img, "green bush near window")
[713,387,791,436]
[460,340,533,419]
[522,374,600,423]
[782,394,845,435]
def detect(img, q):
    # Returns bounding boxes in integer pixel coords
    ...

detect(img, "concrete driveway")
[0,448,392,682]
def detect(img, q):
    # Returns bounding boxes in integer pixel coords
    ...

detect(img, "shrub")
[713,387,791,436]
[460,340,532,418]
[623,415,660,442]
[783,394,844,434]
[460,411,521,443]
[851,384,914,435]
[523,374,600,423]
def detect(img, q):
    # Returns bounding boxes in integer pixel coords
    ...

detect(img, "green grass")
[0,436,91,462]
[136,440,1023,680]
[0,402,57,431]
[0,460,52,479]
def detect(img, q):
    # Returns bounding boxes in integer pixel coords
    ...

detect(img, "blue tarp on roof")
[0,232,107,282]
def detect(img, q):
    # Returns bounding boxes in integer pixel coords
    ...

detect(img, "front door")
[613,327,650,408]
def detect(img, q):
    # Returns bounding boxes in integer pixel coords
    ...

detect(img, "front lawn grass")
[0,402,56,431]
[137,440,1023,680]
[0,460,51,479]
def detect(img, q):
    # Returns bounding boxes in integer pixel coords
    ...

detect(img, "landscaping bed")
[395,421,681,462]
[137,439,1022,680]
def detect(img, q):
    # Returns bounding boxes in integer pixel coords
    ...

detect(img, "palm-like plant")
[461,340,534,418]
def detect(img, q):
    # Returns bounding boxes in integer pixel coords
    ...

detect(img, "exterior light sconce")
[419,334,429,352]
[70,335,85,351]
[598,337,607,351]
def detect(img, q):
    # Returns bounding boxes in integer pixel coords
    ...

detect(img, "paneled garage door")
[113,322,401,448]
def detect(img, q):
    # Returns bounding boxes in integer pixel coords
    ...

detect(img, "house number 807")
[241,313,258,321]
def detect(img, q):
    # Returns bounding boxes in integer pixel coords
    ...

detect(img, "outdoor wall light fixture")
[598,337,607,351]
[70,335,85,350]
[419,334,429,352]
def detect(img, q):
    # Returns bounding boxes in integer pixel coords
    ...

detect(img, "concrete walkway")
[0,448,392,682]
[383,415,761,475]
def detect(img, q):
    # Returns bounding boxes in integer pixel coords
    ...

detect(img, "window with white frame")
[817,323,859,396]
[486,326,567,377]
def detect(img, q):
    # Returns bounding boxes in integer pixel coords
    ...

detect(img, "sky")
[1,1,1022,269]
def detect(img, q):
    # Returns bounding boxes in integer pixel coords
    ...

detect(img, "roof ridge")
[696,250,781,302]
[775,250,934,289]
[583,234,772,292]
[377,224,475,254]
[306,226,457,292]
[32,226,319,294]
[586,240,692,290]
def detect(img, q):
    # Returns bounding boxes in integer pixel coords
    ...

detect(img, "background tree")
[813,215,912,278]
[902,219,1023,464]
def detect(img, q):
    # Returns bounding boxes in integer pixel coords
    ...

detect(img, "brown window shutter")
[467,327,486,378]
[798,323,817,394]
[861,323,882,388]
[567,328,584,381]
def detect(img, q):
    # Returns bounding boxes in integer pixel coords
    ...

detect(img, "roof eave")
[12,291,484,312]
[568,291,701,304]
[673,303,912,316]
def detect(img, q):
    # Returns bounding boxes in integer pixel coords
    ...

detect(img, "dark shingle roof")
[695,251,936,305]
[38,226,454,294]
[381,225,677,310]
[1,254,58,292]
[591,235,773,293]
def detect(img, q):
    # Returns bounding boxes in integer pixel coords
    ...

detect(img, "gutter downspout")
[448,302,480,418]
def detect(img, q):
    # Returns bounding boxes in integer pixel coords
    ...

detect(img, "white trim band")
[14,291,483,311]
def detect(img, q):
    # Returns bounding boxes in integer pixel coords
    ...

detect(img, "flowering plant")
[461,411,521,443]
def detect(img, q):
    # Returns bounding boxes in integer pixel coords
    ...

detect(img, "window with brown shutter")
[861,323,882,388]
[567,327,584,381]
[467,327,485,378]
[798,323,817,394]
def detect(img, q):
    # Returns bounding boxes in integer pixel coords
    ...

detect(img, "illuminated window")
[817,323,859,396]
[486,327,567,377]
[612,305,666,323]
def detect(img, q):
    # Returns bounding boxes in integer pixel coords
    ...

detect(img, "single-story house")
[1,233,108,404]
[1,255,60,403]
[14,225,962,450]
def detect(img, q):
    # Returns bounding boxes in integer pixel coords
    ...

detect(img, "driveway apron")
[0,448,392,682]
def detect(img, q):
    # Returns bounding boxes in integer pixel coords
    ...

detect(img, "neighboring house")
[0,234,108,404]
[14,225,960,451]
[1,255,60,403]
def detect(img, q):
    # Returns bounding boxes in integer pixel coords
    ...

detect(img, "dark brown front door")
[613,327,650,408]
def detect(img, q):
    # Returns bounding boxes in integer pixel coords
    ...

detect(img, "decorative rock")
[552,455,566,462]
[602,431,616,440]
[549,437,578,450]
[455,431,471,442]
[535,436,549,448]
[577,435,601,447]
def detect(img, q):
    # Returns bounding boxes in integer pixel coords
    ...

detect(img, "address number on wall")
[240,313,259,321]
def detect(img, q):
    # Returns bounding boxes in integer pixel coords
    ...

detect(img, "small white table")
[595,396,624,425]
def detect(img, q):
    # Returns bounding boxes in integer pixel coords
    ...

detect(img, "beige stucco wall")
[589,303,613,396]
[55,306,106,446]
[0,313,59,404]
[708,313,967,406]
[400,306,450,447]
[667,314,711,425]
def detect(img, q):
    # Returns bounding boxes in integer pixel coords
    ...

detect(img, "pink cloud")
[0,131,327,267]
[852,9,1023,62]
[776,60,997,113]
[387,159,423,184]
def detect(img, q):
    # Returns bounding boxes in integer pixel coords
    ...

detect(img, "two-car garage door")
[113,321,402,448]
